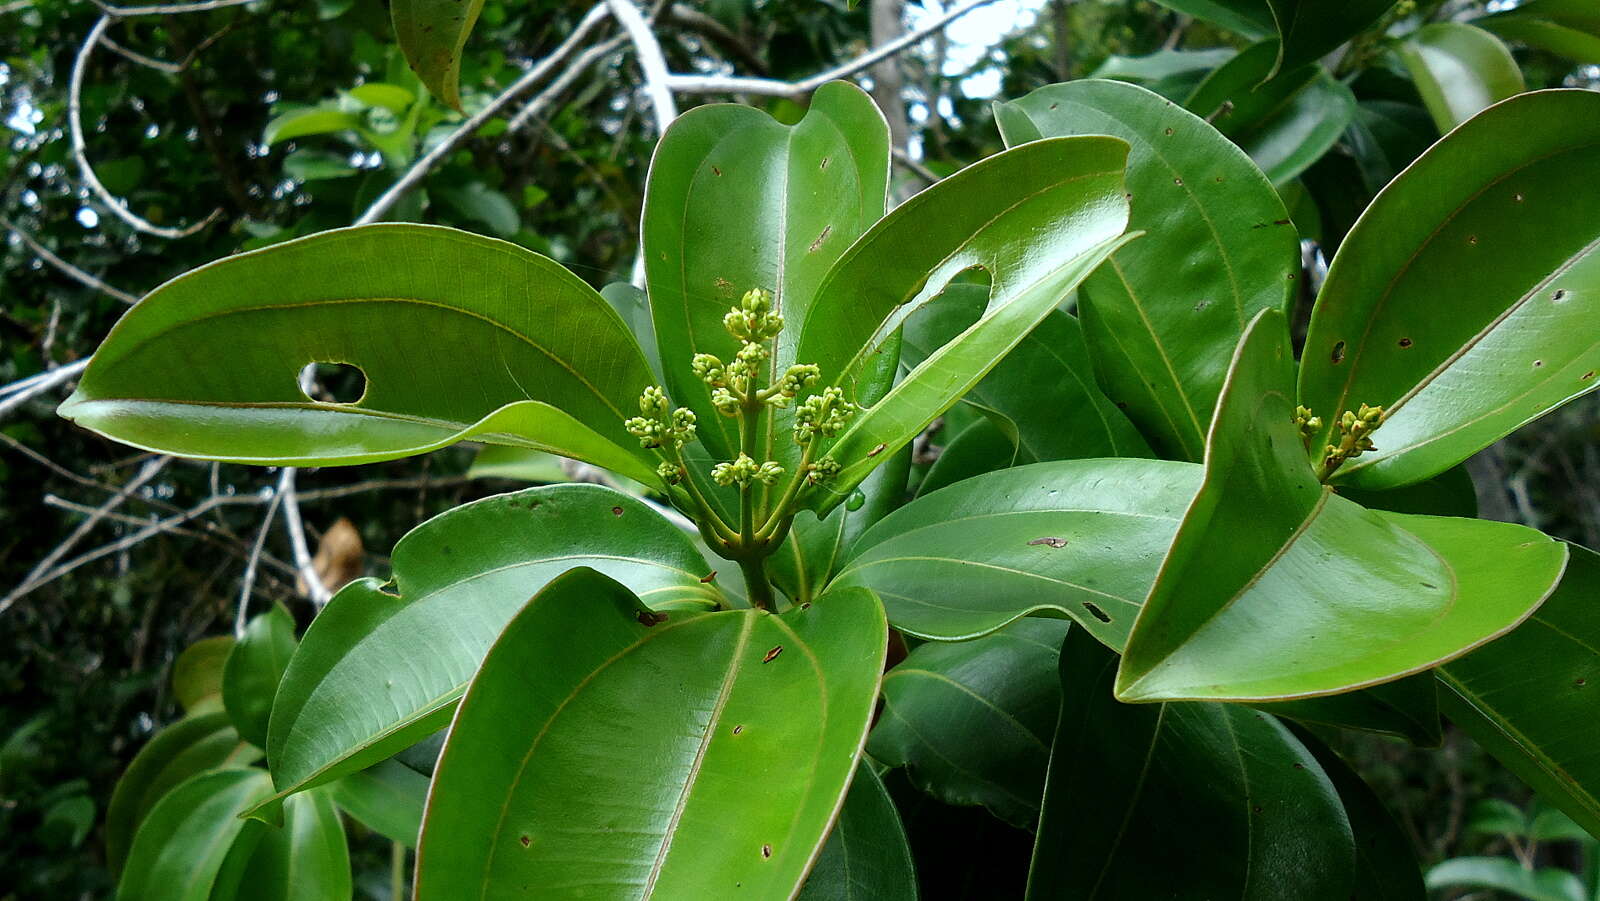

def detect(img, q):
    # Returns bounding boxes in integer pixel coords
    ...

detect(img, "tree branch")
[2,218,140,304]
[606,0,678,135]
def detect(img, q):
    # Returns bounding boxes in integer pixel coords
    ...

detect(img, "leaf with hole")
[1299,90,1600,490]
[58,224,663,485]
[995,79,1297,460]
[1116,309,1567,702]
[264,484,721,803]
[414,569,887,898]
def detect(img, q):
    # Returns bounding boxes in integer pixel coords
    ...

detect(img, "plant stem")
[737,554,775,611]
[390,840,406,900]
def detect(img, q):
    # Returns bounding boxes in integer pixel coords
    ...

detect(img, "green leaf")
[327,759,429,847]
[1468,798,1533,838]
[797,764,918,901]
[1298,90,1600,491]
[1344,99,1436,194]
[1265,0,1397,77]
[264,107,363,145]
[347,82,416,115]
[796,136,1134,511]
[59,224,662,484]
[266,484,721,802]
[1186,42,1357,185]
[869,619,1067,828]
[465,445,570,483]
[1259,674,1441,746]
[1478,0,1600,63]
[1426,858,1587,901]
[995,79,1297,459]
[1026,627,1354,900]
[1091,48,1238,84]
[769,445,911,606]
[1440,544,1600,840]
[1530,807,1591,843]
[282,150,358,183]
[833,458,1200,646]
[1116,309,1568,702]
[435,183,521,238]
[1396,24,1526,133]
[1146,0,1274,38]
[391,0,483,109]
[902,285,1150,462]
[172,635,233,713]
[105,711,261,874]
[914,416,1014,497]
[642,81,889,465]
[414,570,887,898]
[223,604,297,749]
[1298,730,1428,899]
[226,787,351,901]
[116,768,275,901]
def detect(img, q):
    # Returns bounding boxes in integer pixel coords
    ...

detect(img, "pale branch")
[356,4,612,225]
[71,16,221,239]
[0,359,91,422]
[662,4,767,75]
[91,0,263,16]
[664,0,1001,97]
[505,34,630,133]
[42,494,298,579]
[277,467,331,606]
[892,146,941,185]
[98,32,184,73]
[0,0,34,13]
[606,0,678,135]
[236,483,285,636]
[2,218,140,303]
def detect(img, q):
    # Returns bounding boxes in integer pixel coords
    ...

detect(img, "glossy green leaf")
[1397,24,1525,133]
[642,81,889,465]
[1339,463,1478,519]
[227,787,351,901]
[116,768,275,901]
[869,619,1067,828]
[223,604,297,749]
[59,224,662,485]
[796,137,1133,511]
[902,284,1150,462]
[1426,858,1587,901]
[796,764,918,901]
[347,82,415,115]
[1091,48,1238,85]
[104,711,261,874]
[414,570,887,898]
[1300,731,1428,899]
[1265,0,1397,77]
[769,445,910,606]
[1116,309,1568,702]
[1146,0,1273,38]
[266,484,720,802]
[1299,90,1600,490]
[1344,99,1436,194]
[1259,673,1441,746]
[1186,43,1357,185]
[914,416,1013,498]
[1440,544,1600,840]
[1026,627,1354,900]
[391,0,482,109]
[465,445,570,483]
[834,458,1198,646]
[327,759,429,847]
[263,107,363,145]
[1479,0,1600,63]
[172,635,233,714]
[995,79,1296,460]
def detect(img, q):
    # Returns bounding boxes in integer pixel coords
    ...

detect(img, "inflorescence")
[1297,402,1386,481]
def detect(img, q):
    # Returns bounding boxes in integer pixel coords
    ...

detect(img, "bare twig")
[3,217,140,303]
[0,0,34,13]
[606,0,677,134]
[71,16,221,239]
[43,495,297,577]
[892,147,940,185]
[98,33,183,73]
[0,359,91,422]
[505,34,630,133]
[665,0,1001,97]
[236,484,285,635]
[277,467,331,606]
[663,4,767,75]
[92,0,262,16]
[356,4,611,225]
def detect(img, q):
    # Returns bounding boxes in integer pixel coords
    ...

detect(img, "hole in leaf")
[519,835,531,848]
[299,361,366,404]
[1554,289,1569,303]
[1398,337,1413,348]
[1082,602,1112,624]
[1331,341,1346,364]
[1534,360,1544,368]
[761,844,773,859]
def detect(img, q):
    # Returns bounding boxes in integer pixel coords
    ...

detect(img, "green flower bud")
[806,456,841,485]
[711,387,741,416]
[656,462,684,484]
[712,453,764,487]
[756,461,786,485]
[794,387,858,445]
[691,353,726,388]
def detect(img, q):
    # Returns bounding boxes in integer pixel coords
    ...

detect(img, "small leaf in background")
[1425,857,1588,901]
[172,635,233,714]
[415,571,887,898]
[1027,627,1354,900]
[1265,0,1398,78]
[796,764,918,901]
[996,79,1297,460]
[222,605,297,749]
[391,0,486,109]
[266,484,721,800]
[1299,89,1600,491]
[346,82,416,115]
[282,150,358,183]
[435,183,521,238]
[1144,0,1274,38]
[869,619,1068,828]
[1477,0,1600,63]
[328,759,429,848]
[1396,23,1525,133]
[263,107,363,146]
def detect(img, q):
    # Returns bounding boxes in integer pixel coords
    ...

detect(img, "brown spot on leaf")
[1514,192,1525,203]
[1164,127,1174,136]
[1576,678,1588,688]
[715,276,733,290]
[1173,176,1184,186]
[763,646,783,663]
[1554,289,1569,302]
[700,571,717,583]
[1082,602,1112,624]
[611,506,624,516]
[1029,537,1068,548]
[637,610,668,627]
[1534,360,1545,368]
[1331,341,1346,364]
[1467,235,1478,245]
[733,724,744,735]
[867,443,886,457]
[820,156,830,169]
[711,165,722,176]
[519,835,532,848]
[1273,218,1291,226]
[1583,371,1595,381]
[809,225,832,253]
[1398,337,1412,348]
[761,844,772,859]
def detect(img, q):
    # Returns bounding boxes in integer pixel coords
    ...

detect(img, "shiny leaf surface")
[266,484,720,801]
[1426,858,1587,901]
[995,79,1296,460]
[869,619,1067,828]
[1299,90,1600,490]
[328,759,429,847]
[1265,0,1397,77]
[1117,309,1567,702]
[172,635,232,714]
[414,570,887,898]
[116,768,275,901]
[1396,24,1525,132]
[796,764,918,901]
[60,224,661,484]
[229,787,351,901]
[1478,0,1600,62]
[223,604,297,749]
[1301,730,1428,899]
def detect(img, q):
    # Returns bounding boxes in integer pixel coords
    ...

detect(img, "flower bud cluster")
[1306,402,1385,478]
[625,386,698,450]
[712,453,786,487]
[793,387,857,446]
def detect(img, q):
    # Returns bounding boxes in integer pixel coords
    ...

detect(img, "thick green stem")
[390,841,406,901]
[737,554,776,611]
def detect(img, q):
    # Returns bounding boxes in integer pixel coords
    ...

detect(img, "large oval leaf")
[1026,627,1354,899]
[59,224,661,484]
[225,786,351,901]
[1116,309,1568,702]
[1300,730,1428,899]
[642,81,889,466]
[392,0,482,110]
[995,79,1297,460]
[327,759,429,848]
[832,458,1200,646]
[869,618,1067,828]
[414,569,887,898]
[266,484,720,801]
[1299,90,1600,490]
[1440,544,1600,840]
[105,711,261,874]
[796,763,918,901]
[117,768,275,901]
[794,137,1134,511]
[1396,23,1525,133]
[223,604,297,749]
